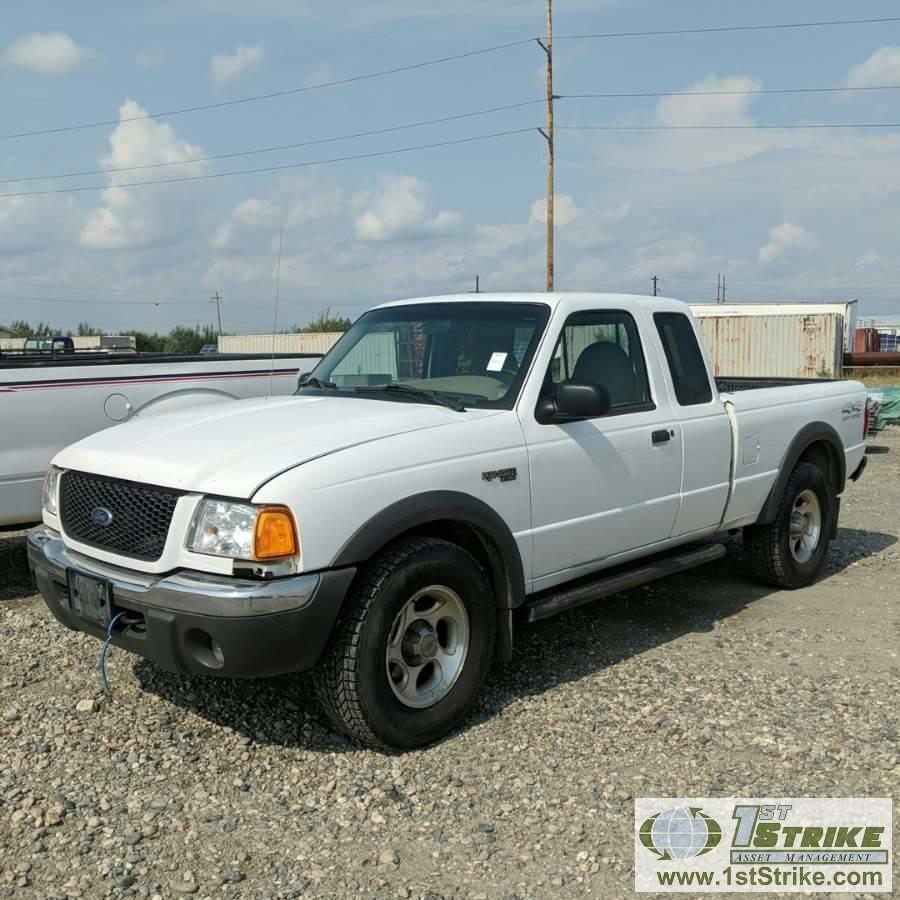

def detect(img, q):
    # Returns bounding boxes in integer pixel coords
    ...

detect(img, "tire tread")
[744,462,829,589]
[314,536,484,749]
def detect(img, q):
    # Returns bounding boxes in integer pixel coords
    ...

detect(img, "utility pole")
[538,0,554,292]
[716,274,721,303]
[721,273,726,303]
[211,291,223,334]
[651,275,659,297]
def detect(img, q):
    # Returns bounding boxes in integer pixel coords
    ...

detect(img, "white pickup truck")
[2,351,320,526]
[28,293,868,749]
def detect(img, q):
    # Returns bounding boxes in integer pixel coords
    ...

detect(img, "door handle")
[652,429,673,445]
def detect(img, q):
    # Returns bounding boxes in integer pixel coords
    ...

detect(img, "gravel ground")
[1,431,898,899]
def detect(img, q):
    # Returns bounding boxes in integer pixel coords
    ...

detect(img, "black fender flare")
[332,491,526,609]
[756,422,846,525]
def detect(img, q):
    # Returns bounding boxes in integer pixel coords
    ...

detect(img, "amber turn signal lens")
[253,507,298,560]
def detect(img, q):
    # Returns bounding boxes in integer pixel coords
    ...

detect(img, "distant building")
[0,325,11,340]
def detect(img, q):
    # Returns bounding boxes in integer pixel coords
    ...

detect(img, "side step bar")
[523,543,726,623]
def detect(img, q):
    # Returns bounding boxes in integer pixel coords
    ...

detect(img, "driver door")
[521,308,684,589]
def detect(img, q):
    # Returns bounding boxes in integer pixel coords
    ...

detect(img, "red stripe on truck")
[0,369,298,393]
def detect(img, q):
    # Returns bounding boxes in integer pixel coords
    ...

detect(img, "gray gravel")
[1,430,899,899]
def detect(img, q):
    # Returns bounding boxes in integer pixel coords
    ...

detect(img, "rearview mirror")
[538,381,611,423]
[297,372,312,389]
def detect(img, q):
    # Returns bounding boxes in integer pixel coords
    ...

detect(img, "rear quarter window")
[653,312,713,406]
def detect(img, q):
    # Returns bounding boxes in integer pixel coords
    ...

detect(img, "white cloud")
[758,222,818,265]
[81,100,209,250]
[232,197,276,227]
[528,194,581,228]
[656,75,761,127]
[353,176,461,242]
[3,32,94,75]
[843,47,900,89]
[209,197,277,248]
[210,45,264,86]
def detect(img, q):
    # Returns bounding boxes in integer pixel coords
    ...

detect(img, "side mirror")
[538,381,611,423]
[297,372,312,389]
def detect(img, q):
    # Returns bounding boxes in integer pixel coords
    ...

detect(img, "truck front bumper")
[27,526,355,678]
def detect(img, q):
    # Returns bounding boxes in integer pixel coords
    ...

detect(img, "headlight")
[42,466,63,516]
[187,499,298,561]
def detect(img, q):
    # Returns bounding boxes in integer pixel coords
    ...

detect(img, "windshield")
[302,301,550,410]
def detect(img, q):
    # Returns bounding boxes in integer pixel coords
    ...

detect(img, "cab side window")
[547,310,653,413]
[653,312,713,406]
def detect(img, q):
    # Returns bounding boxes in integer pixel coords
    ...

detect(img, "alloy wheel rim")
[789,489,822,564]
[385,585,470,709]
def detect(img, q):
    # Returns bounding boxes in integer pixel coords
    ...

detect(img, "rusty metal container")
[688,303,851,378]
[854,328,882,353]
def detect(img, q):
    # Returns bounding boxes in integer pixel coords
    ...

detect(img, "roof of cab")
[374,292,688,312]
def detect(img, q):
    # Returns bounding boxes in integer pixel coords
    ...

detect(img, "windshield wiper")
[298,376,338,391]
[354,383,466,412]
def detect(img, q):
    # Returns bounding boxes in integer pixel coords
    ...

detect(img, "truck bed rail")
[715,375,834,393]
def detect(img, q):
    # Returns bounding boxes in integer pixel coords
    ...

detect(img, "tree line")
[3,308,353,354]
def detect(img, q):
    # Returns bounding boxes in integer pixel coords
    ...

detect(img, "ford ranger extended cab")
[28,294,868,749]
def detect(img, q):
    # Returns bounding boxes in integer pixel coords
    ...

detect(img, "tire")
[313,536,496,750]
[744,462,834,589]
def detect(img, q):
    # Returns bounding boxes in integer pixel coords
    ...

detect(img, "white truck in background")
[28,293,868,749]
[2,351,320,526]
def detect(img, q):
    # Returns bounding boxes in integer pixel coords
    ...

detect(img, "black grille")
[59,471,183,561]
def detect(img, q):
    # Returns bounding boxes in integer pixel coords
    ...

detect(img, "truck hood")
[54,395,498,498]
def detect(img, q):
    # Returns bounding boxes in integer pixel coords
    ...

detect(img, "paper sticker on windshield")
[486,352,508,372]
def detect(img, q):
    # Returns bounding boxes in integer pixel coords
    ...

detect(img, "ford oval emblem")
[90,507,114,527]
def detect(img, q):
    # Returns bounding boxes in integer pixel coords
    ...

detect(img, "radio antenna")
[269,226,285,397]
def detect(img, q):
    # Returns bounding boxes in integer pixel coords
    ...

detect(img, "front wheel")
[744,462,834,589]
[314,536,496,750]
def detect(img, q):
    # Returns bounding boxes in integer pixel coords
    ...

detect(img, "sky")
[2,0,900,334]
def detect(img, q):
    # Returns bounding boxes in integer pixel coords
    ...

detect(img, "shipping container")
[857,316,900,352]
[854,328,882,353]
[218,332,343,355]
[688,303,852,378]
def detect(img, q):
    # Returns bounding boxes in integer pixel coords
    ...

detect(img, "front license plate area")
[66,571,114,627]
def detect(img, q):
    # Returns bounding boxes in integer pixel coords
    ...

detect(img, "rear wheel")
[744,462,834,589]
[314,536,495,750]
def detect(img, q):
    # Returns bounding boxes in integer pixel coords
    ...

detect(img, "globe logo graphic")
[639,807,722,861]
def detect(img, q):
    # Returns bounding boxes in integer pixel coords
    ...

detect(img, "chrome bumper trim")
[27,525,319,617]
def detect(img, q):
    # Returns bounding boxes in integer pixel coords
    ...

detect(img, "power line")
[0,39,535,142]
[8,100,543,183]
[562,85,900,100]
[8,86,897,186]
[0,127,536,199]
[555,16,900,40]
[558,122,900,131]
[2,16,895,145]
[16,86,896,185]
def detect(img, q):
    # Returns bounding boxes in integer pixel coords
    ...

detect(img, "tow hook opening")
[185,628,226,670]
